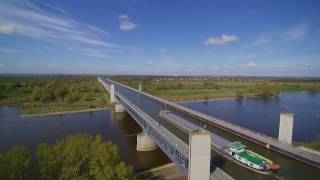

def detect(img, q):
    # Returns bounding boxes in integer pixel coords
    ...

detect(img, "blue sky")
[0,0,320,76]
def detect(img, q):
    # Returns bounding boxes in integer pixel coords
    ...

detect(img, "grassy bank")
[0,75,111,115]
[296,141,320,151]
[111,77,320,102]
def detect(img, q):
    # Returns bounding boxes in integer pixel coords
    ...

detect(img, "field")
[111,77,320,102]
[0,75,110,115]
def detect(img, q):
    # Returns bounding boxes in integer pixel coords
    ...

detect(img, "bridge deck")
[159,110,230,149]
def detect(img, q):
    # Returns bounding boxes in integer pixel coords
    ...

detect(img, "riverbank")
[176,96,240,104]
[175,92,308,104]
[21,107,111,117]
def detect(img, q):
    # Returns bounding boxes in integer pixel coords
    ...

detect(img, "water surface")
[183,92,320,142]
[0,106,170,172]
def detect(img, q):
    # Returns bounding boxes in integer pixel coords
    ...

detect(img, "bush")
[254,84,280,97]
[307,84,319,93]
[202,82,219,89]
[84,93,94,101]
[236,91,244,100]
[156,84,169,90]
[203,95,210,101]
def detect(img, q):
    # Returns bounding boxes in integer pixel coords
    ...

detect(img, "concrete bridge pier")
[139,83,143,92]
[188,129,211,180]
[110,84,115,103]
[115,103,125,113]
[278,113,294,144]
[136,131,158,151]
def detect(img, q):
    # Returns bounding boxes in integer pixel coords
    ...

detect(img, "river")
[183,92,320,142]
[0,106,170,172]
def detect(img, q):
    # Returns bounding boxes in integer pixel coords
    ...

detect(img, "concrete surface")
[278,113,294,144]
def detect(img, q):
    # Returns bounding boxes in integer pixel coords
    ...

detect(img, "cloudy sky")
[0,0,320,76]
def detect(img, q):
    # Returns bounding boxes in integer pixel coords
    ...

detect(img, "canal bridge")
[98,77,320,180]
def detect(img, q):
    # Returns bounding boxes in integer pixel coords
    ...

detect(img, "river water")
[1,92,320,179]
[0,107,170,172]
[183,92,320,142]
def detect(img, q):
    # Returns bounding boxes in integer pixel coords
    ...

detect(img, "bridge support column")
[278,113,294,144]
[115,103,125,113]
[139,83,143,92]
[136,132,158,151]
[110,84,115,103]
[188,130,211,180]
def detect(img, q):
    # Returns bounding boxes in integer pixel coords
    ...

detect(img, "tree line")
[30,80,101,103]
[0,134,134,180]
[0,77,103,103]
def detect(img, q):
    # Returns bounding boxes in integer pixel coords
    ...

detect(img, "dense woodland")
[0,134,134,180]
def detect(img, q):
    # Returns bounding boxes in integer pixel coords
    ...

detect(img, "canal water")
[1,92,320,179]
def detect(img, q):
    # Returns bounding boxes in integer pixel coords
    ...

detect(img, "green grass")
[0,91,30,98]
[112,78,320,102]
[296,141,320,151]
[0,76,111,115]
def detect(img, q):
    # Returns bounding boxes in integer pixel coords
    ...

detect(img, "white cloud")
[0,24,23,34]
[246,62,258,67]
[85,52,110,59]
[145,61,153,65]
[245,37,272,48]
[256,37,272,44]
[118,14,129,20]
[120,21,138,31]
[38,1,71,16]
[283,24,307,41]
[117,14,138,31]
[160,48,168,53]
[70,35,117,48]
[206,35,238,45]
[0,1,116,50]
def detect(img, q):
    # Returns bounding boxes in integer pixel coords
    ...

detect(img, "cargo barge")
[224,141,280,175]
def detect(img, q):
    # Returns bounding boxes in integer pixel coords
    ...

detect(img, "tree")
[254,83,280,97]
[37,134,134,180]
[307,84,319,93]
[0,145,32,180]
[236,91,244,100]
[84,93,94,101]
[203,94,209,101]
[54,86,68,100]
[31,86,43,101]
